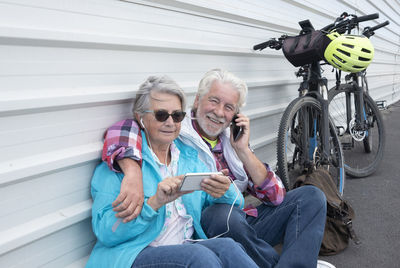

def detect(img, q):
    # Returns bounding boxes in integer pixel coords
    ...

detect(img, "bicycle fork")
[346,73,368,141]
[303,78,330,167]
[319,78,331,165]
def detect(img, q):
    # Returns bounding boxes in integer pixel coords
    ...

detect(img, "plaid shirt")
[102,119,142,172]
[191,121,285,215]
[102,119,285,212]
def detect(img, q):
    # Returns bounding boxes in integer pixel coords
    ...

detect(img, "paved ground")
[320,101,400,268]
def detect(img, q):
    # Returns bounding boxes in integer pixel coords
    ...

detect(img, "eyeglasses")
[144,110,186,123]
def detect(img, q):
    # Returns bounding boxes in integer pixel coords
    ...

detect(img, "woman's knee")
[134,244,221,268]
[192,239,255,268]
[185,244,222,268]
[219,237,245,251]
[209,238,257,267]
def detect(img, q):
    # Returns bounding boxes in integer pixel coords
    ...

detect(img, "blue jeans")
[132,237,258,267]
[201,186,327,268]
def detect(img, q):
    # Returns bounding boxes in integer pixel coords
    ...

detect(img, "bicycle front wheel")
[328,85,385,177]
[277,97,345,194]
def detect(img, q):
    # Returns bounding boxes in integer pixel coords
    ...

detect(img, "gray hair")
[132,75,186,116]
[197,68,248,109]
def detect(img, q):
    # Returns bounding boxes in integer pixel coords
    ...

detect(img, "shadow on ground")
[320,101,400,268]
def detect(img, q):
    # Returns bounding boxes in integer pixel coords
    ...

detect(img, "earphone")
[184,176,242,243]
[112,115,242,236]
[140,117,155,152]
[140,118,145,129]
[112,173,242,235]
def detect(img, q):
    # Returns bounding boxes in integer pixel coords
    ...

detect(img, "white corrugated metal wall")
[0,0,399,267]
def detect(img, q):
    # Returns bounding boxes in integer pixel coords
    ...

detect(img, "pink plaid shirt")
[102,119,143,172]
[102,119,285,213]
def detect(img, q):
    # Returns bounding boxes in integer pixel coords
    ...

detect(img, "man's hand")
[230,113,251,152]
[201,169,231,198]
[112,159,144,223]
[229,114,268,186]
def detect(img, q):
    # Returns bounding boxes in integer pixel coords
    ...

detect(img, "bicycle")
[253,13,384,194]
[326,15,389,177]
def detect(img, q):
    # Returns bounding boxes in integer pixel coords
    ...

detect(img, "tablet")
[179,172,223,191]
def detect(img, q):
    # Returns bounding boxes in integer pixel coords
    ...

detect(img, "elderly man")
[102,69,326,268]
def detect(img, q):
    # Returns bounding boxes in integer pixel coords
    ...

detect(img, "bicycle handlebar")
[253,36,285,51]
[321,13,379,34]
[363,20,389,35]
[253,12,388,51]
[355,13,379,23]
[253,41,270,51]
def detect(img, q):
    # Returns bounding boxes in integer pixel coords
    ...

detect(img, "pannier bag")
[294,169,360,255]
[282,30,331,67]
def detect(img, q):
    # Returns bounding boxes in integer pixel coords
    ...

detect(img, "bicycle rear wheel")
[328,85,385,177]
[277,97,345,194]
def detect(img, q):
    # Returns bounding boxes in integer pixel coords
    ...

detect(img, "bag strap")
[289,37,300,53]
[342,215,361,245]
[328,204,361,245]
[303,31,312,49]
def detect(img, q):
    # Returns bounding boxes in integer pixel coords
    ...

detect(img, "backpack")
[294,169,360,255]
[282,30,331,67]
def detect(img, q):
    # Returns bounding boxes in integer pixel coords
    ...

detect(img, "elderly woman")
[86,76,257,268]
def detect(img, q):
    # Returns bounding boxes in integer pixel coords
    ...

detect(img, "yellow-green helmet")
[324,33,374,73]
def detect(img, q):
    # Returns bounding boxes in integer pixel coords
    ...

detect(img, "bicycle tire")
[277,97,345,194]
[328,85,385,177]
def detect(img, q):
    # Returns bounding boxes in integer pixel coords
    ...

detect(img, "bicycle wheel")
[328,85,385,177]
[277,97,345,194]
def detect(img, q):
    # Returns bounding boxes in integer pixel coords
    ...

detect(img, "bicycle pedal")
[376,100,387,110]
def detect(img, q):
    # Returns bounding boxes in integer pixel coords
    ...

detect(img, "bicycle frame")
[254,11,388,189]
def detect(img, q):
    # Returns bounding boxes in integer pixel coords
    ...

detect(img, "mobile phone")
[298,19,315,31]
[180,172,223,191]
[231,114,243,142]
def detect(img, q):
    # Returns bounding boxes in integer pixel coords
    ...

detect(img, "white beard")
[195,105,229,138]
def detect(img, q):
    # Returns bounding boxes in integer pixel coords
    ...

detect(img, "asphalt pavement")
[320,100,400,268]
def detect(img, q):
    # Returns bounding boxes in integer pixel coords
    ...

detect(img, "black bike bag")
[282,30,331,67]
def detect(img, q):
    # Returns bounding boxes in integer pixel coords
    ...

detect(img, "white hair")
[197,68,248,109]
[132,75,186,116]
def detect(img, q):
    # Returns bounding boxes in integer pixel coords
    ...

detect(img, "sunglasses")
[144,110,186,123]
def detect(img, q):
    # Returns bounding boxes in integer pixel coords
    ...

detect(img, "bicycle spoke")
[329,86,385,177]
[277,97,345,193]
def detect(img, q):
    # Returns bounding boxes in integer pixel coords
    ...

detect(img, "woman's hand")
[201,169,231,198]
[148,175,192,211]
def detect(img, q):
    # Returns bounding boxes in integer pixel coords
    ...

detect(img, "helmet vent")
[333,54,346,63]
[362,48,372,53]
[332,59,342,68]
[353,66,363,69]
[337,48,350,57]
[359,57,370,62]
[342,43,354,49]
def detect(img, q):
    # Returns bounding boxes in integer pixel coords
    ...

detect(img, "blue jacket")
[86,133,244,268]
